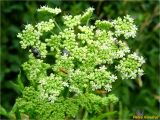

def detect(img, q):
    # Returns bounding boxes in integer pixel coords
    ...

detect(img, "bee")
[95,89,108,94]
[31,47,41,59]
[59,67,68,74]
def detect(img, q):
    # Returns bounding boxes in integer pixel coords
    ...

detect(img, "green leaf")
[0,105,8,116]
[5,81,22,94]
[91,111,117,120]
[17,70,24,91]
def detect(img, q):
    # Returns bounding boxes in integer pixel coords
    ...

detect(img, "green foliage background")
[1,0,159,119]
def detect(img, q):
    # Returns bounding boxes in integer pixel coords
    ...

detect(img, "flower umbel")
[16,6,144,120]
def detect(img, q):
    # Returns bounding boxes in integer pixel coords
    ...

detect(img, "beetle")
[95,89,108,94]
[59,67,68,74]
[31,47,41,59]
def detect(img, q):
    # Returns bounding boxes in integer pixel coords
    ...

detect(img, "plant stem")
[53,19,62,32]
[82,109,88,120]
[86,18,90,26]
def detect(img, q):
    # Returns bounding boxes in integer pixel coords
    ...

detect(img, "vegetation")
[1,1,159,120]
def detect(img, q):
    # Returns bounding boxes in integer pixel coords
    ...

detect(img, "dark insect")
[31,47,41,59]
[61,48,70,56]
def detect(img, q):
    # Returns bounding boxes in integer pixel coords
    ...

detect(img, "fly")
[31,47,41,59]
[61,48,70,56]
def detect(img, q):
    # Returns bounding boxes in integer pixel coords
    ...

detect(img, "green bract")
[16,6,145,119]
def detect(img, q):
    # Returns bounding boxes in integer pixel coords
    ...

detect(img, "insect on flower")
[61,48,70,56]
[31,47,41,59]
[59,67,68,74]
[95,89,108,94]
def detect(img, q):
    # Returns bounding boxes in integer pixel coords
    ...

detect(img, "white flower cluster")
[18,24,39,49]
[89,66,117,92]
[18,19,55,58]
[78,25,95,44]
[35,19,55,33]
[95,20,113,30]
[113,15,138,39]
[81,7,94,22]
[130,52,146,64]
[19,7,145,102]
[115,52,145,79]
[38,6,61,15]
[38,74,64,103]
[63,15,81,28]
[22,59,50,84]
[115,41,130,58]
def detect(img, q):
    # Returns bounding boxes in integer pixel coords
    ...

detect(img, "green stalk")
[53,19,62,32]
[82,109,88,120]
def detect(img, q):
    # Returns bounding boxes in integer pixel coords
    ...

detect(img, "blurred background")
[1,0,159,119]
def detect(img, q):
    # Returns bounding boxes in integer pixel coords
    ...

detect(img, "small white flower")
[131,52,139,60]
[138,56,145,64]
[90,82,101,91]
[39,79,46,85]
[51,90,60,96]
[130,71,137,79]
[104,84,112,92]
[48,95,57,103]
[137,68,144,76]
[101,43,108,49]
[69,86,80,93]
[109,75,117,82]
[62,82,69,87]
[99,65,107,71]
[117,50,125,58]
